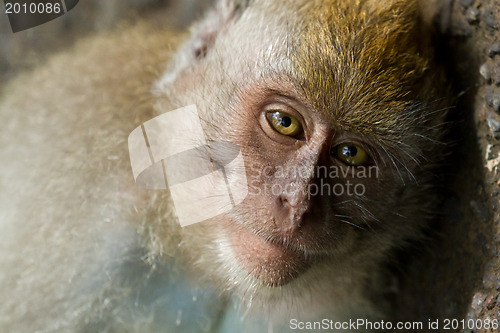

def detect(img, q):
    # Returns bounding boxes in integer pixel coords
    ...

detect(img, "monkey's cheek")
[229,227,311,287]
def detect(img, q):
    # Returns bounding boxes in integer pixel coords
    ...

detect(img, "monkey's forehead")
[207,0,429,130]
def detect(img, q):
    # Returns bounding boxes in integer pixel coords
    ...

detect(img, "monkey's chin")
[229,227,312,287]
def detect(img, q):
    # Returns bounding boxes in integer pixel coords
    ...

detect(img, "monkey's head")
[151,0,447,299]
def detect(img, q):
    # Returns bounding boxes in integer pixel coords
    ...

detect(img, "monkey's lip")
[228,226,312,287]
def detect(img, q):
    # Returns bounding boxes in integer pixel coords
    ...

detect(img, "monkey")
[0,0,450,331]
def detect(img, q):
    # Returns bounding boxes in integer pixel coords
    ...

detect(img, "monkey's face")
[216,83,381,287]
[193,73,422,289]
[157,0,444,291]
[165,76,429,291]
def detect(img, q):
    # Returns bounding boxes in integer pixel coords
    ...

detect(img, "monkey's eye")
[266,111,302,137]
[334,143,368,166]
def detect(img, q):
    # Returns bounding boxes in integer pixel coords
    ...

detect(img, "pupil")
[280,116,292,127]
[343,146,357,157]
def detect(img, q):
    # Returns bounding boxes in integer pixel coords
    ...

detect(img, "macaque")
[0,0,449,332]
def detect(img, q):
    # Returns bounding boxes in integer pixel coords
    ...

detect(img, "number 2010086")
[443,318,499,330]
[5,2,62,14]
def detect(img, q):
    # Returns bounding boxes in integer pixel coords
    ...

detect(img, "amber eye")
[335,143,368,166]
[267,111,302,136]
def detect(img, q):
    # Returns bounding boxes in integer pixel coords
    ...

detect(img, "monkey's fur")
[0,0,449,331]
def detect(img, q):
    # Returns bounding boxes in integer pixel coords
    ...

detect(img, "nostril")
[278,195,288,207]
[275,195,295,221]
[277,195,303,223]
[279,195,298,210]
[279,193,299,209]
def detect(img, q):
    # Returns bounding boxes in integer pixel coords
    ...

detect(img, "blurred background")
[0,0,215,82]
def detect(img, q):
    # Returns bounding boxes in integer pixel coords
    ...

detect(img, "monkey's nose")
[275,195,309,233]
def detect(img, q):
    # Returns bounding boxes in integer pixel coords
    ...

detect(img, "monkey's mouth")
[228,226,312,287]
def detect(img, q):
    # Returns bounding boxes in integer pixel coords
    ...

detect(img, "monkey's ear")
[157,0,250,88]
[190,0,249,59]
